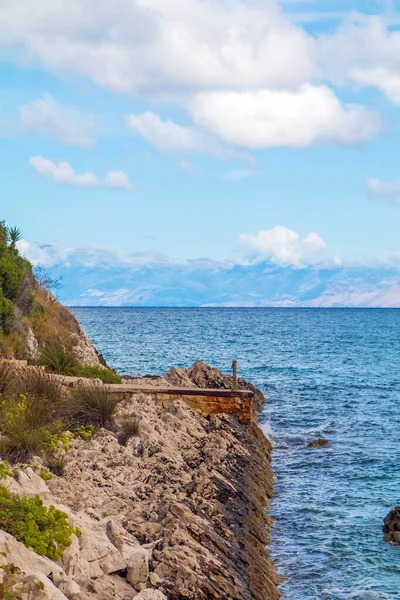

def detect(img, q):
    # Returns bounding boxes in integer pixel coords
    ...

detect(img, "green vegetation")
[0,563,22,600]
[75,364,122,384]
[40,342,122,382]
[117,416,140,446]
[40,343,78,375]
[0,487,80,560]
[39,469,53,481]
[0,368,118,464]
[0,461,13,480]
[71,424,94,441]
[0,221,32,337]
[61,386,118,429]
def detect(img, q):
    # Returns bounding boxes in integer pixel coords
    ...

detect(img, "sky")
[3,0,400,305]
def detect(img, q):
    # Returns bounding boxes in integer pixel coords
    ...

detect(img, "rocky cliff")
[0,220,102,367]
[0,361,279,600]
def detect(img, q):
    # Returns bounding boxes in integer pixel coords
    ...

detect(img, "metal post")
[232,360,238,391]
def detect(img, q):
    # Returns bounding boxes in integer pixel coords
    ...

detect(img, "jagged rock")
[25,326,40,361]
[165,360,266,411]
[134,591,168,600]
[59,513,127,582]
[307,438,329,448]
[126,549,149,588]
[58,577,81,597]
[48,392,278,600]
[23,573,70,600]
[0,530,66,582]
[70,326,103,366]
[163,366,197,388]
[105,520,150,588]
[89,574,137,600]
[5,467,50,498]
[383,506,400,543]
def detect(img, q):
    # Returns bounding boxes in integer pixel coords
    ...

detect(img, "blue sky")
[3,0,400,306]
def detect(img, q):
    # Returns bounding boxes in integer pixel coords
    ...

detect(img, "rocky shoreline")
[0,361,279,600]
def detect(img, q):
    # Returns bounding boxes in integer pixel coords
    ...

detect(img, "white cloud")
[319,15,400,104]
[17,240,179,270]
[0,0,314,94]
[190,84,381,149]
[3,1,398,153]
[29,155,98,187]
[126,112,215,153]
[29,155,132,190]
[105,170,132,190]
[236,225,328,267]
[20,93,94,147]
[367,177,400,204]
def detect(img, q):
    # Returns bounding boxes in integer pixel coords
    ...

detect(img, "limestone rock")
[165,360,266,411]
[59,513,126,582]
[5,467,50,497]
[25,326,40,361]
[134,591,168,600]
[48,390,278,600]
[70,326,103,366]
[0,530,66,581]
[23,573,70,600]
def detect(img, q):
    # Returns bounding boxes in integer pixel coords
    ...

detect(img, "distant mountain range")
[40,255,400,307]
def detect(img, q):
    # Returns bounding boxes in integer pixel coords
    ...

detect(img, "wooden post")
[232,360,238,391]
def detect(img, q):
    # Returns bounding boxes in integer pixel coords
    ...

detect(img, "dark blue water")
[71,307,400,600]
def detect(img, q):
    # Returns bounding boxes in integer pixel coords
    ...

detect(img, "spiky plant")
[117,416,140,446]
[61,385,118,430]
[7,226,22,247]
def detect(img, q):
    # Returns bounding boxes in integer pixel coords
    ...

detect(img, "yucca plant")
[7,226,22,247]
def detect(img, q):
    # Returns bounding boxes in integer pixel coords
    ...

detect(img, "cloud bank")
[2,1,400,154]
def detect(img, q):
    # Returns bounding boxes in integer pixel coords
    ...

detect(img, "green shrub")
[74,365,122,384]
[117,416,140,446]
[0,294,14,335]
[0,461,12,480]
[39,469,53,481]
[19,372,64,405]
[61,386,118,430]
[71,424,94,441]
[0,486,80,560]
[0,394,69,463]
[40,343,78,375]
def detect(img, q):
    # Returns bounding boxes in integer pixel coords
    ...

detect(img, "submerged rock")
[383,507,400,543]
[307,438,329,448]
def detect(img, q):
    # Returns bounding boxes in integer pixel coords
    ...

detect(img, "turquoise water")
[72,307,400,600]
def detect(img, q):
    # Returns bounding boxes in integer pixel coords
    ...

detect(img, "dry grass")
[0,361,17,394]
[30,288,80,348]
[45,451,68,476]
[117,416,140,446]
[20,371,64,405]
[61,385,119,430]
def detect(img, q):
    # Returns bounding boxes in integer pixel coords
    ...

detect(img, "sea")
[71,307,400,600]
